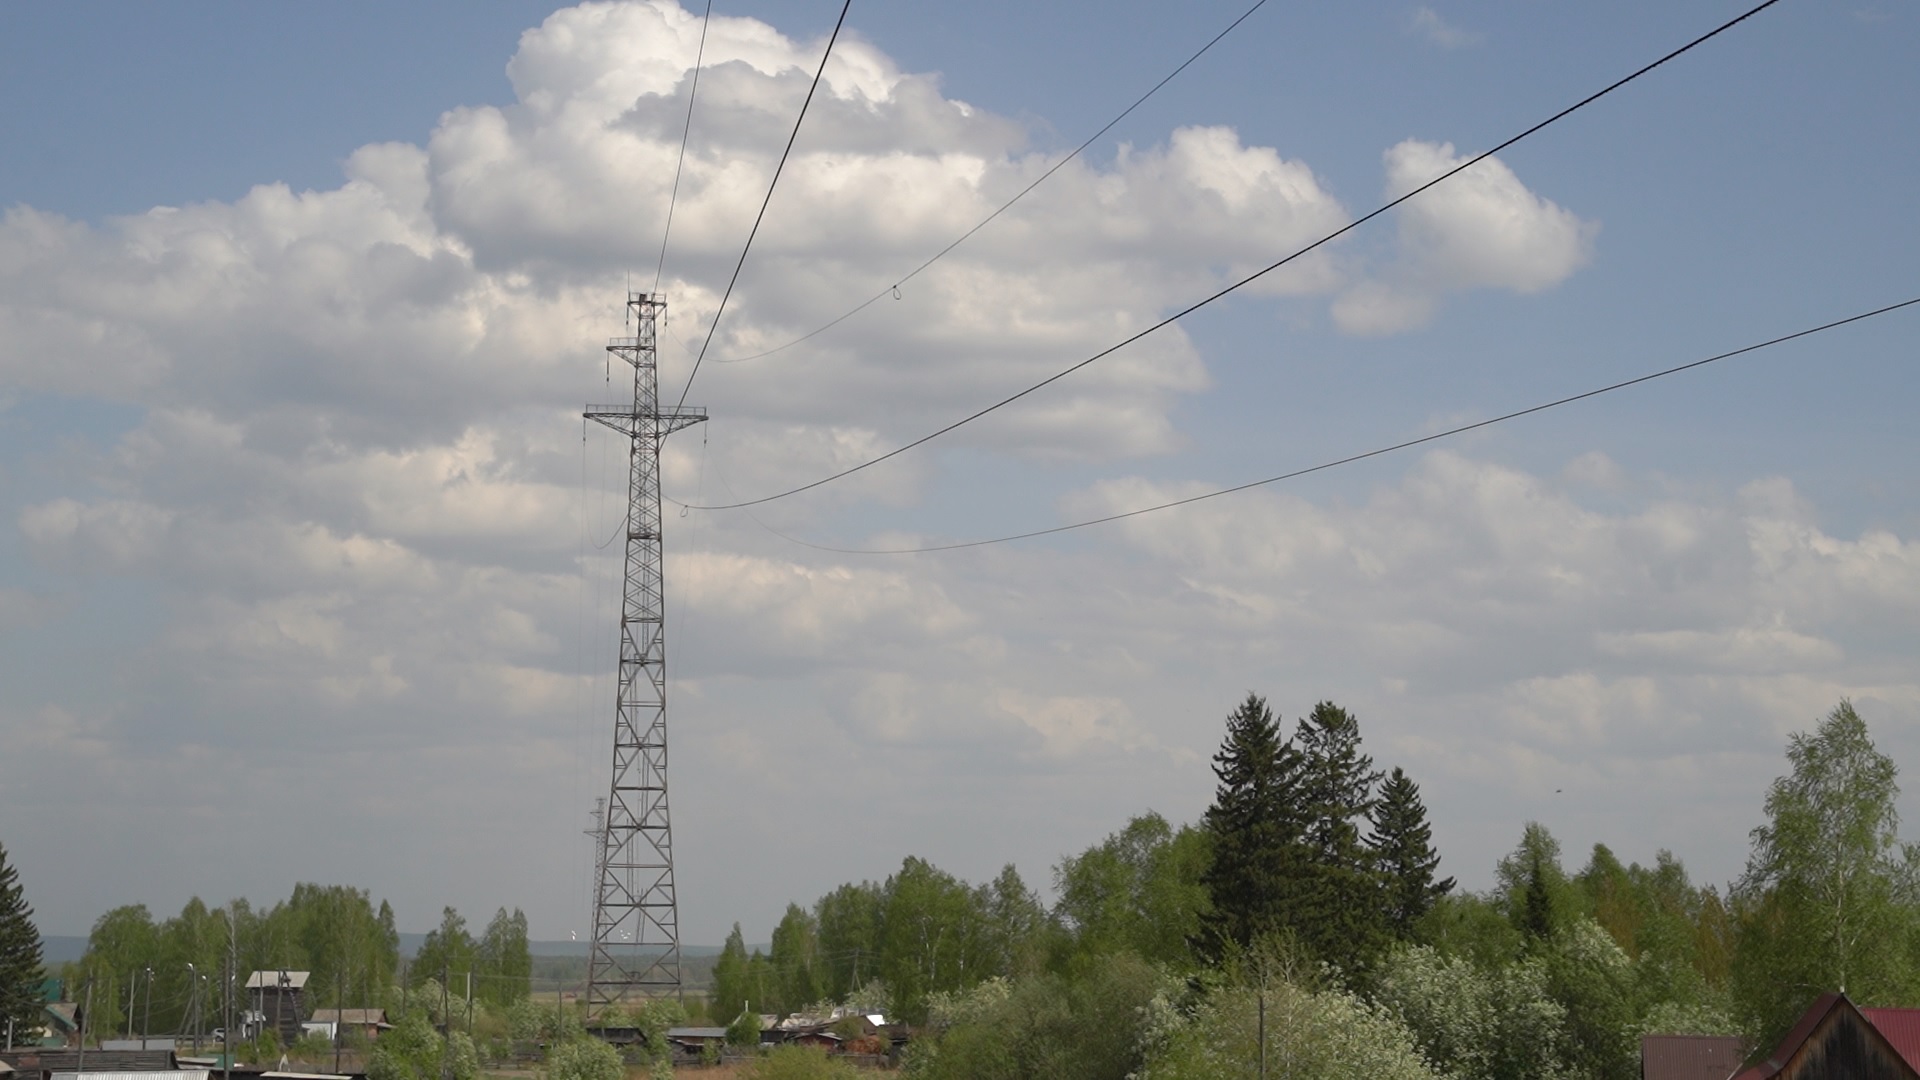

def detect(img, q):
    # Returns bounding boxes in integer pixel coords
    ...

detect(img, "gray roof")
[665,1027,728,1040]
[244,971,310,990]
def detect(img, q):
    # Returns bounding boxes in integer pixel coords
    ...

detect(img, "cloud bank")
[7,1,1842,945]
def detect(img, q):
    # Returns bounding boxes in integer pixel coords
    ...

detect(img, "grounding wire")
[653,0,715,295]
[680,0,1787,512]
[710,0,1278,366]
[672,0,854,413]
[764,293,1920,555]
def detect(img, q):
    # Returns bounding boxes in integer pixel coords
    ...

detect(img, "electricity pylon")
[584,292,705,1007]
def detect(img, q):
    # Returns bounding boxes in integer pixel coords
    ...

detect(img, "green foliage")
[0,841,46,1036]
[474,907,532,1007]
[625,996,687,1062]
[1541,920,1639,1080]
[411,906,475,991]
[909,953,1174,1080]
[1294,701,1390,972]
[76,885,401,1041]
[545,1036,623,1080]
[1053,812,1210,971]
[1415,893,1524,968]
[814,882,884,1003]
[366,1010,476,1080]
[1199,692,1310,958]
[289,1032,334,1061]
[712,923,758,1021]
[770,904,824,1012]
[743,1044,860,1080]
[1370,767,1454,938]
[1144,955,1442,1080]
[250,1028,283,1064]
[726,1006,763,1047]
[1495,823,1576,942]
[1732,699,1920,1046]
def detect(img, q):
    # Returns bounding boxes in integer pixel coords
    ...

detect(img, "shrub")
[742,1045,859,1080]
[546,1036,623,1080]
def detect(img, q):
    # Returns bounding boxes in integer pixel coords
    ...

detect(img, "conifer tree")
[0,840,45,1036]
[1294,701,1387,970]
[1367,767,1454,937]
[1199,693,1308,958]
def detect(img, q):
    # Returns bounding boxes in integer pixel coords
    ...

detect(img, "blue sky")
[3,0,1918,946]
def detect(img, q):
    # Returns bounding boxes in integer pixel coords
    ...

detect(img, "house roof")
[306,1009,388,1027]
[664,1027,727,1040]
[244,972,310,990]
[9,1050,178,1074]
[1732,993,1920,1080]
[1641,1034,1747,1080]
[1864,1008,1920,1072]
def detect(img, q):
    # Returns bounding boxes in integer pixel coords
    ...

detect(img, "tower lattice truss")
[584,292,706,1006]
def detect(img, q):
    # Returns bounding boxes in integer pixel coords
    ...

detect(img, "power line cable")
[673,0,854,412]
[682,0,1785,512]
[653,0,716,294]
[772,293,1920,555]
[711,0,1278,366]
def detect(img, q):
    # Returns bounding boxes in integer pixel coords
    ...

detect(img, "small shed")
[1733,993,1919,1080]
[662,1027,726,1056]
[303,1012,387,1044]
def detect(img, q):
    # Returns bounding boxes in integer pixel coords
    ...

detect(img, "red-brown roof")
[1642,1034,1747,1080]
[1864,1008,1920,1072]
[1733,993,1920,1080]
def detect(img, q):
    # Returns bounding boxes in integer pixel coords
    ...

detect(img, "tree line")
[57,887,532,1039]
[715,696,1920,1080]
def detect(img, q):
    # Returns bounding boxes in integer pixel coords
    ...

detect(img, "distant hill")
[41,935,85,965]
[39,932,727,965]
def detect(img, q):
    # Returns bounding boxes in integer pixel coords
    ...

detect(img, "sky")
[3,0,1919,946]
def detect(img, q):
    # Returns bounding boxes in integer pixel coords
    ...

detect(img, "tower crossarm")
[583,404,708,439]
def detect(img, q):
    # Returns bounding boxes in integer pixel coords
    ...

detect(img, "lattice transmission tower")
[584,292,705,1007]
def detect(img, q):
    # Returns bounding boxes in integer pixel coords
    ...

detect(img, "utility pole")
[224,904,236,1080]
[141,967,154,1050]
[185,964,198,1053]
[333,966,344,1075]
[79,980,93,1071]
[584,292,705,1011]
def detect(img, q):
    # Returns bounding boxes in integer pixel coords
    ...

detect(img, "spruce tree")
[1198,693,1308,958]
[0,840,46,1036]
[1294,701,1387,971]
[1367,766,1454,937]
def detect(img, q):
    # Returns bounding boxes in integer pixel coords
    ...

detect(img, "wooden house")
[1733,993,1919,1080]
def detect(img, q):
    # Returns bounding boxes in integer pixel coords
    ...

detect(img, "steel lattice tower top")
[583,292,705,1007]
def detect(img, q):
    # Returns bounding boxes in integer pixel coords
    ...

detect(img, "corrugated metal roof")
[11,1050,176,1074]
[243,972,309,991]
[1864,1008,1920,1071]
[51,1072,209,1080]
[1641,1034,1746,1080]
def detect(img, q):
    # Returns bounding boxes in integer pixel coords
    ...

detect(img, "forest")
[711,696,1920,1080]
[14,695,1917,1080]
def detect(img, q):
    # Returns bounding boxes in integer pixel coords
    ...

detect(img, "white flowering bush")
[1372,944,1572,1080]
[1141,977,1442,1080]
